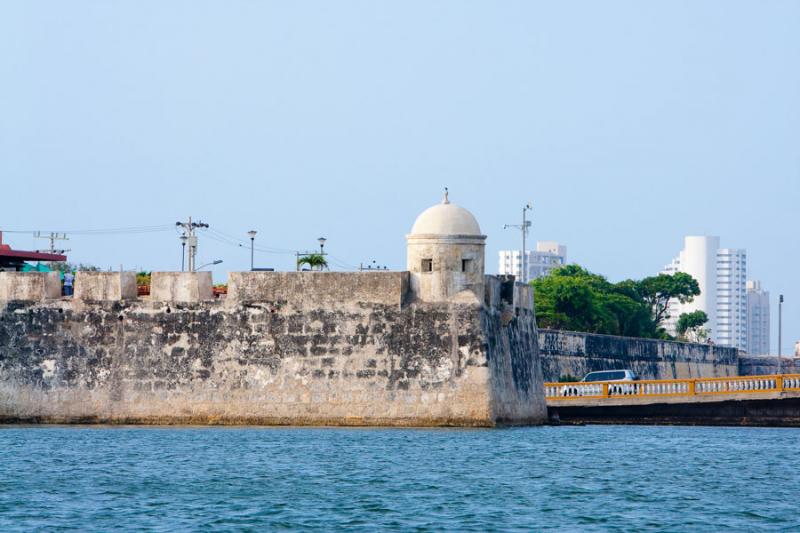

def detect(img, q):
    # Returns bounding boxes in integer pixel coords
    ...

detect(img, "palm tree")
[297,253,328,271]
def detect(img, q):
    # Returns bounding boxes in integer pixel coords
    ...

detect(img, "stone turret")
[406,191,486,303]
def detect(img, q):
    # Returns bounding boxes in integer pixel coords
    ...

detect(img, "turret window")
[421,259,433,272]
[462,259,473,272]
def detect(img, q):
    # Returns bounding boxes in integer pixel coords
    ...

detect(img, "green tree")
[532,273,604,332]
[635,272,700,329]
[297,253,328,271]
[676,310,709,342]
[532,265,655,337]
[531,265,703,340]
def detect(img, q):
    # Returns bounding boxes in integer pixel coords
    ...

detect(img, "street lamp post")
[778,295,784,373]
[503,203,533,283]
[247,230,257,271]
[318,237,327,271]
[521,203,532,283]
[197,259,223,270]
[180,234,188,272]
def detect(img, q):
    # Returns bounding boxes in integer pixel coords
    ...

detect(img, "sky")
[1,1,798,354]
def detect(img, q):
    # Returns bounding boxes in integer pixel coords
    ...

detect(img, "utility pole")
[175,217,209,272]
[34,232,70,254]
[503,203,533,283]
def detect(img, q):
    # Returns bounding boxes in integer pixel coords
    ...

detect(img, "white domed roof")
[409,191,482,236]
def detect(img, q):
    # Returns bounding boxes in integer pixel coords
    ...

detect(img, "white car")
[581,369,639,396]
[581,370,638,383]
[556,369,640,397]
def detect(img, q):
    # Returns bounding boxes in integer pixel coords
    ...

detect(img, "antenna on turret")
[442,187,450,204]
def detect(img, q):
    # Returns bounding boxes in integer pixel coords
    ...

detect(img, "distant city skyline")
[1,2,797,353]
[747,280,770,356]
[498,241,567,282]
[662,236,747,350]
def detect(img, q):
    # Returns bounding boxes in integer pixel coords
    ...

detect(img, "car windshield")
[585,371,626,382]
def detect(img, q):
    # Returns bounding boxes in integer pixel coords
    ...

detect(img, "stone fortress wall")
[538,329,740,381]
[738,355,800,376]
[0,270,546,426]
[0,193,759,426]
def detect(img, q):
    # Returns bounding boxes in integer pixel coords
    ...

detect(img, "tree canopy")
[636,272,700,328]
[676,310,709,342]
[531,265,701,340]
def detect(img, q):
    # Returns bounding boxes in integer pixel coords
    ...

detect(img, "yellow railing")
[545,374,800,400]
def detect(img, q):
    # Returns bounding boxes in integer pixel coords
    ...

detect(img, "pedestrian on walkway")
[63,271,74,296]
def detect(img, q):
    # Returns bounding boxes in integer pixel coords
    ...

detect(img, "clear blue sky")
[1,2,798,353]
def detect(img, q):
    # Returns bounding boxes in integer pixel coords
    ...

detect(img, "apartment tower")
[662,236,747,350]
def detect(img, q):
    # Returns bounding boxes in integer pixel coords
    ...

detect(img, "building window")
[421,259,433,272]
[462,259,473,272]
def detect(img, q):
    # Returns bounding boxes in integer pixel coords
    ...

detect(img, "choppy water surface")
[1,425,798,531]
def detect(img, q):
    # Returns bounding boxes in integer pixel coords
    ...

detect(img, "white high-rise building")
[498,241,567,281]
[717,248,747,349]
[746,281,770,355]
[661,236,747,350]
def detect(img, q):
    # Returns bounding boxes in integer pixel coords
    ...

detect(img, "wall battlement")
[74,272,137,302]
[0,272,61,302]
[0,271,529,310]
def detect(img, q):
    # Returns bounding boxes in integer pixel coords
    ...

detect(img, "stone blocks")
[0,297,547,426]
[538,329,740,381]
[150,272,212,303]
[0,272,61,301]
[227,271,409,308]
[74,272,137,301]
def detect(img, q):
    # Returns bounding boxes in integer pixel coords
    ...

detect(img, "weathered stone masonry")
[0,271,546,426]
[0,195,550,427]
[538,329,739,381]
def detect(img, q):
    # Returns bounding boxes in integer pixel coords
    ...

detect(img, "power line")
[200,229,363,270]
[198,228,296,255]
[203,227,296,254]
[34,232,70,254]
[1,224,175,235]
[326,253,361,271]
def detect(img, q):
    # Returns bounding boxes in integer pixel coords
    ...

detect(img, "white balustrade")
[546,374,800,400]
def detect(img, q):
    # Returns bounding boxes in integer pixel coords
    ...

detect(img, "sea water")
[1,425,798,531]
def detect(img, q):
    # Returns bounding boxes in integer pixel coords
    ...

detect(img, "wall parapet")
[74,272,137,301]
[483,275,533,311]
[227,271,409,308]
[150,272,213,303]
[0,272,61,302]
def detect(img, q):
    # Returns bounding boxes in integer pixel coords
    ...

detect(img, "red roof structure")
[0,231,67,269]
